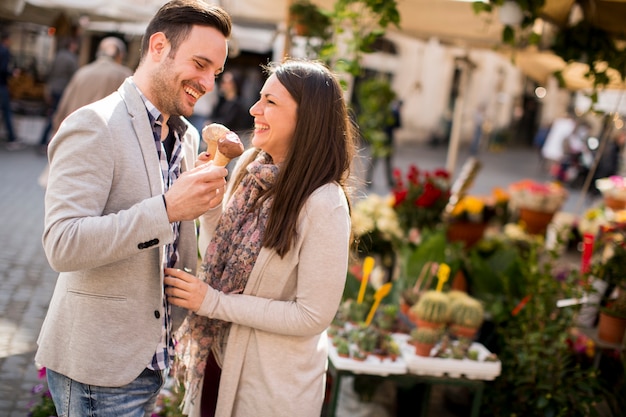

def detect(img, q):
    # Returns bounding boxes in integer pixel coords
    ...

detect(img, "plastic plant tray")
[327,333,407,376]
[393,334,502,381]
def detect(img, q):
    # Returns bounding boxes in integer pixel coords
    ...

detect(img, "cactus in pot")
[409,290,451,329]
[335,338,350,357]
[409,327,442,357]
[449,294,484,339]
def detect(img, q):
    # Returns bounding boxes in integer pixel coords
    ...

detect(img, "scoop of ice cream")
[202,123,229,145]
[217,131,244,159]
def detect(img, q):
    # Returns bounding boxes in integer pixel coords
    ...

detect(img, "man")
[38,37,79,149]
[35,1,232,415]
[0,32,20,150]
[52,36,133,134]
[38,37,133,183]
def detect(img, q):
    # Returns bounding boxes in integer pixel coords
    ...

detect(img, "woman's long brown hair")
[251,59,357,257]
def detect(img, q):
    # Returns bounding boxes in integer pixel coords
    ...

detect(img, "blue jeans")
[0,85,16,142]
[47,367,165,417]
[40,91,62,145]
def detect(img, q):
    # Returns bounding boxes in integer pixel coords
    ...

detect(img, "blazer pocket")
[67,289,127,301]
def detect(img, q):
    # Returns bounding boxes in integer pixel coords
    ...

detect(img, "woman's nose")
[249,101,261,116]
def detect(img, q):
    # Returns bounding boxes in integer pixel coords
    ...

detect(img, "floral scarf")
[173,151,277,407]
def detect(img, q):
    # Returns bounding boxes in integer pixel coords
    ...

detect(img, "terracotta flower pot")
[519,208,555,235]
[410,341,435,357]
[604,196,626,211]
[449,324,479,340]
[412,316,445,331]
[446,221,487,248]
[597,312,626,344]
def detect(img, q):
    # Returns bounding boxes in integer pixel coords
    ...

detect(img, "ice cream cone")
[202,123,229,160]
[213,151,232,167]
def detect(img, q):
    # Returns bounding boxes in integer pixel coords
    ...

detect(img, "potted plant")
[355,77,397,160]
[355,325,378,355]
[595,176,626,211]
[335,338,351,358]
[392,165,451,235]
[409,327,442,357]
[383,335,401,362]
[597,288,626,344]
[352,348,369,362]
[589,222,626,335]
[375,304,398,332]
[347,298,370,324]
[448,293,485,340]
[446,194,492,248]
[507,179,568,235]
[409,290,451,329]
[288,0,331,38]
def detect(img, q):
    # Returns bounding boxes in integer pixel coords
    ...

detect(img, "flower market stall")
[333,160,626,417]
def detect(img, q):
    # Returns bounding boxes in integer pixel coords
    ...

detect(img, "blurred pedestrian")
[38,36,133,185]
[208,69,252,134]
[188,89,217,146]
[0,31,21,151]
[51,36,133,136]
[470,103,486,155]
[366,98,402,187]
[38,37,78,150]
[35,1,232,416]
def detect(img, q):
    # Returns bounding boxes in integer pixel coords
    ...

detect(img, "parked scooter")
[550,126,595,189]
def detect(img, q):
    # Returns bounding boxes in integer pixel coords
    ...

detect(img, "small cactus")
[336,339,350,357]
[449,294,484,328]
[410,327,443,344]
[356,326,378,353]
[410,290,451,324]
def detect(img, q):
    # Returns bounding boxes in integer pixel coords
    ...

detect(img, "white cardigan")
[188,149,351,417]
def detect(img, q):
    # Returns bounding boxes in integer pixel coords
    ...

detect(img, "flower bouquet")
[445,189,510,247]
[508,180,568,235]
[352,193,403,254]
[391,165,451,237]
[446,195,491,247]
[595,176,626,211]
[351,194,404,281]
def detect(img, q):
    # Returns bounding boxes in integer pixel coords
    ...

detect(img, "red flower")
[393,189,408,206]
[392,165,451,232]
[416,182,443,207]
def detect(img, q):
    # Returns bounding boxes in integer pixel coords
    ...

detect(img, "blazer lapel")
[118,79,165,197]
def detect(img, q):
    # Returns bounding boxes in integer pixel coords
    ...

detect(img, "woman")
[164,59,357,417]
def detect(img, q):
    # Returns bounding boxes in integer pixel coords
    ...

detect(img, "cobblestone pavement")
[0,144,56,416]
[0,131,598,416]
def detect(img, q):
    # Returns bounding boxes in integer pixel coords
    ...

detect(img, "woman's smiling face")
[249,74,298,164]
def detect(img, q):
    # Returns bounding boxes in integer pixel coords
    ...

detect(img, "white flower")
[351,193,404,246]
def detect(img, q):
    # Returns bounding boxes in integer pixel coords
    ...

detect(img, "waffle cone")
[213,151,231,167]
[205,140,218,161]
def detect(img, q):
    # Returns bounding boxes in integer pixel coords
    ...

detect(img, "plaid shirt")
[131,81,185,371]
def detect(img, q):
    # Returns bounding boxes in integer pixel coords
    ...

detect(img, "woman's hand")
[164,267,208,312]
[195,151,212,167]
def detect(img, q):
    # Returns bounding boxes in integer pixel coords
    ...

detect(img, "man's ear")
[148,32,170,62]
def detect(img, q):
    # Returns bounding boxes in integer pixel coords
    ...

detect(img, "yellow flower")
[492,187,509,204]
[451,195,487,222]
[464,196,485,215]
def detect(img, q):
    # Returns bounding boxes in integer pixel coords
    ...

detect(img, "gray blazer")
[36,78,199,387]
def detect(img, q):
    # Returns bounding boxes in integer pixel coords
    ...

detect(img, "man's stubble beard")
[151,57,192,119]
